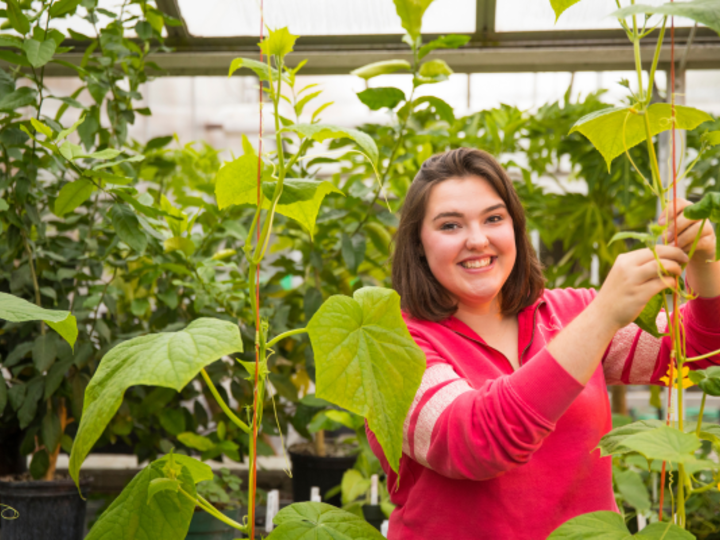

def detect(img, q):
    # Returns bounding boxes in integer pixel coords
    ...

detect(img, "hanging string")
[659,5,678,523]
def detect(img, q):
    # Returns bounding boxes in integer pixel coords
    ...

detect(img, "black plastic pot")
[289,451,355,507]
[0,477,90,540]
[362,504,385,530]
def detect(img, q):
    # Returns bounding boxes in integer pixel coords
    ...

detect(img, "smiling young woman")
[367,148,720,539]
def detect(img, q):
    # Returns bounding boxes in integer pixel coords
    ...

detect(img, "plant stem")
[266,328,307,348]
[695,392,707,438]
[200,369,250,433]
[685,347,720,362]
[178,487,247,532]
[647,19,667,102]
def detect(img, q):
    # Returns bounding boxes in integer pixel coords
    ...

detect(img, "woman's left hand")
[659,198,716,265]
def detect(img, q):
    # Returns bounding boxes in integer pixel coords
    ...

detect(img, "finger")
[653,245,689,264]
[636,257,683,284]
[658,199,693,226]
[675,222,705,252]
[643,275,679,298]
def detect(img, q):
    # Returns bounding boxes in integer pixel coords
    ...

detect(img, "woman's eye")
[488,215,503,223]
[440,222,458,230]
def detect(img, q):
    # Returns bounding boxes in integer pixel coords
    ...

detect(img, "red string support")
[249,2,264,538]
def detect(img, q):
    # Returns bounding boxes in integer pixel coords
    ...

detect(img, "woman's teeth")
[460,257,492,269]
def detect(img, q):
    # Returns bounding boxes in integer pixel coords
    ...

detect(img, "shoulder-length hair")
[392,147,545,322]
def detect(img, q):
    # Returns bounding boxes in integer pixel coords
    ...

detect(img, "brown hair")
[392,147,545,322]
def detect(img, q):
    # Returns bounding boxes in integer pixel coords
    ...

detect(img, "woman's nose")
[466,229,490,251]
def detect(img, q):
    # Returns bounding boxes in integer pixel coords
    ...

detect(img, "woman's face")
[420,175,517,314]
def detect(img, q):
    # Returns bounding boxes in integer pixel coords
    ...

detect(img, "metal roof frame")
[7,0,720,76]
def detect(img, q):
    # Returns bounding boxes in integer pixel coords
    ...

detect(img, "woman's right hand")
[595,245,688,331]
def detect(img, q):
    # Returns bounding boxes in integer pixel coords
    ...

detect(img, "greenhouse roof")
[32,0,720,76]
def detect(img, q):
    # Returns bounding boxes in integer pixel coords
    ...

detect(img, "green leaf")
[228,57,281,82]
[702,130,720,146]
[613,468,650,512]
[30,117,53,139]
[0,292,78,348]
[285,123,379,165]
[33,333,57,371]
[22,38,56,68]
[159,408,186,436]
[164,236,195,257]
[413,96,454,123]
[54,178,96,217]
[57,114,87,141]
[549,0,583,22]
[58,141,84,161]
[111,204,147,253]
[0,198,9,212]
[259,27,299,58]
[392,0,433,41]
[83,170,131,185]
[634,292,665,338]
[636,522,696,539]
[341,469,371,506]
[178,432,215,452]
[356,87,406,111]
[341,232,366,274]
[155,453,213,484]
[619,426,702,464]
[29,449,50,479]
[416,59,453,84]
[269,502,385,539]
[418,34,471,59]
[147,477,180,503]
[307,287,426,474]
[683,192,720,222]
[0,87,37,110]
[570,104,713,171]
[42,408,63,453]
[548,510,691,539]
[49,0,83,17]
[85,462,195,540]
[608,231,654,246]
[687,366,720,396]
[263,179,344,240]
[215,135,269,211]
[350,60,411,80]
[76,148,122,160]
[597,419,665,457]
[6,0,29,34]
[0,378,6,414]
[612,0,720,36]
[69,318,243,485]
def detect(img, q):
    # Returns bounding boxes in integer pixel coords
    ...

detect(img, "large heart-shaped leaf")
[570,104,712,171]
[285,123,379,165]
[69,318,243,485]
[259,27,298,59]
[619,426,702,464]
[612,0,720,36]
[688,366,720,396]
[268,502,384,539]
[307,287,426,474]
[215,135,271,211]
[0,292,77,348]
[86,461,196,540]
[548,510,693,539]
[597,419,664,457]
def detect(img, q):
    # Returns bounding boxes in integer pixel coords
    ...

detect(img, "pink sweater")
[369,288,720,540]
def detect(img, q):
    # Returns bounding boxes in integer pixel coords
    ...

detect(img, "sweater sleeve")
[602,293,720,385]
[403,329,584,481]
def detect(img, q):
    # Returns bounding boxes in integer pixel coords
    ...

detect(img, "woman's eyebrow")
[432,203,506,222]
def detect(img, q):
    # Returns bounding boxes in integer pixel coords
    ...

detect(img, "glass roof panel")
[177,0,475,37]
[496,0,695,32]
